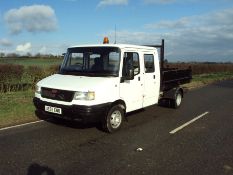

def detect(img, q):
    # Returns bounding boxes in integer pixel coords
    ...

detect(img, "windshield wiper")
[60,71,117,77]
[59,68,118,77]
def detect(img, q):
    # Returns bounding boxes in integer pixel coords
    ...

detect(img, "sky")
[0,0,233,62]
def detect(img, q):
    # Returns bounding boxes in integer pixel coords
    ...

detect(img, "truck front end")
[33,46,121,123]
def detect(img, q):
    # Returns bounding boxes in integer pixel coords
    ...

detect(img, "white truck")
[33,39,192,133]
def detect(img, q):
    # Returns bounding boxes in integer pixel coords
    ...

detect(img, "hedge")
[0,64,59,92]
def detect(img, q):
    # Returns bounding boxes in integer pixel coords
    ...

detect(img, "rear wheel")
[172,90,182,108]
[102,105,124,133]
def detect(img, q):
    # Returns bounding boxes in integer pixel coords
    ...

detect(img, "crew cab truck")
[33,39,192,133]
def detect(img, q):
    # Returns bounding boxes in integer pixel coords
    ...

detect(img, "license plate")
[45,105,62,114]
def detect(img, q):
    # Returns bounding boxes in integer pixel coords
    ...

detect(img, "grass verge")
[0,72,233,129]
[0,90,36,128]
[183,72,233,89]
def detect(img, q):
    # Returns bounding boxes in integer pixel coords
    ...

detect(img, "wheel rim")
[110,110,122,129]
[176,93,182,106]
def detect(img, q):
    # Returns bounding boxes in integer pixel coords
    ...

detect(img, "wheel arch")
[178,87,184,98]
[111,99,126,113]
[163,86,184,100]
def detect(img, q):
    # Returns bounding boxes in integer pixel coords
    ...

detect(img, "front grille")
[41,88,75,102]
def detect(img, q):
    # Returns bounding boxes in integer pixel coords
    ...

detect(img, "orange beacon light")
[103,37,109,44]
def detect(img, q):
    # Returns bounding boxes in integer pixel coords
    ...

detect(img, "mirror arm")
[120,77,125,83]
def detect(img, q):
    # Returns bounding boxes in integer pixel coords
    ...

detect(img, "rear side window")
[144,54,155,73]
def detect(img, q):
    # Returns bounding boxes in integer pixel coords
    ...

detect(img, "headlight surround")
[35,85,41,94]
[73,91,95,100]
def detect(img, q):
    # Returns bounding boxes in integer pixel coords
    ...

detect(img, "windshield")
[60,47,121,77]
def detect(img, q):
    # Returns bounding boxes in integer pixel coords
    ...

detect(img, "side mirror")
[121,68,134,82]
[57,65,62,73]
[126,68,134,80]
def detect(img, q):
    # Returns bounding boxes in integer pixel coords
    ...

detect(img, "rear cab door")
[142,50,160,107]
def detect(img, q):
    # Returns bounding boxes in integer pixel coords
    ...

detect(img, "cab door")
[119,51,144,112]
[143,52,160,107]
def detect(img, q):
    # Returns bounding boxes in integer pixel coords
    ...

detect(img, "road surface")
[0,80,233,175]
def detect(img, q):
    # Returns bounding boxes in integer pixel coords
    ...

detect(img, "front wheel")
[102,105,124,133]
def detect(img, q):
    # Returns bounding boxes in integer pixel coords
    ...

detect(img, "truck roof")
[69,44,157,51]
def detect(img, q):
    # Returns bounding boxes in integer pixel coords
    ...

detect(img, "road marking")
[0,120,44,132]
[169,111,209,134]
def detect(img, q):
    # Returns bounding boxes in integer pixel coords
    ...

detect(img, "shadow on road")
[27,163,55,175]
[158,99,173,108]
[35,107,160,132]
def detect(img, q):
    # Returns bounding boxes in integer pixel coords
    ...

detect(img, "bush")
[0,63,58,93]
[25,66,46,89]
[0,64,24,92]
[46,65,60,75]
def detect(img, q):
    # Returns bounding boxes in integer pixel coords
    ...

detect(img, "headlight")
[35,85,41,94]
[73,91,95,100]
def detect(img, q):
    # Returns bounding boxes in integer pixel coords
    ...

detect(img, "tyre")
[172,90,182,109]
[102,105,124,133]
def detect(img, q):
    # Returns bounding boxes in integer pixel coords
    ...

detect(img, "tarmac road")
[0,80,232,175]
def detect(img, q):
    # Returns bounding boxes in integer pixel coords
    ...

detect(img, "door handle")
[138,76,140,81]
[153,75,155,79]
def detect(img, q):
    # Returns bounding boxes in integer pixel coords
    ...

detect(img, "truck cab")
[33,40,191,133]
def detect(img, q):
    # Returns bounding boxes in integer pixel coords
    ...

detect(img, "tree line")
[0,52,63,58]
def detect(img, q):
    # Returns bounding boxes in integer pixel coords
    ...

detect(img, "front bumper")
[33,97,111,123]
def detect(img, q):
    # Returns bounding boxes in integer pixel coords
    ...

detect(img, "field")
[0,57,233,128]
[0,57,63,67]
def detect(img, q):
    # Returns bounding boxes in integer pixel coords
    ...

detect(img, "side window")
[133,53,140,75]
[123,52,140,76]
[66,53,83,68]
[144,54,155,73]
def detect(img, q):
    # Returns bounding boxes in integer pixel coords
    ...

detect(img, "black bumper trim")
[33,97,111,123]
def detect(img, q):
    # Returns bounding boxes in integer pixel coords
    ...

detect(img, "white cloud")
[145,17,189,29]
[143,0,176,4]
[16,42,32,52]
[39,46,47,54]
[98,0,128,7]
[105,8,233,62]
[28,43,69,55]
[4,5,57,34]
[103,30,159,44]
[143,0,200,4]
[0,38,12,47]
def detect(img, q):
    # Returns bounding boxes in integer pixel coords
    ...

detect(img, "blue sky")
[0,0,233,62]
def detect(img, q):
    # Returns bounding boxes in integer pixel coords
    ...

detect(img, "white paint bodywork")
[36,44,161,113]
[36,74,120,106]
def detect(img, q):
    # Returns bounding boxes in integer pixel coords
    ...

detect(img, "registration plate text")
[45,105,62,114]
